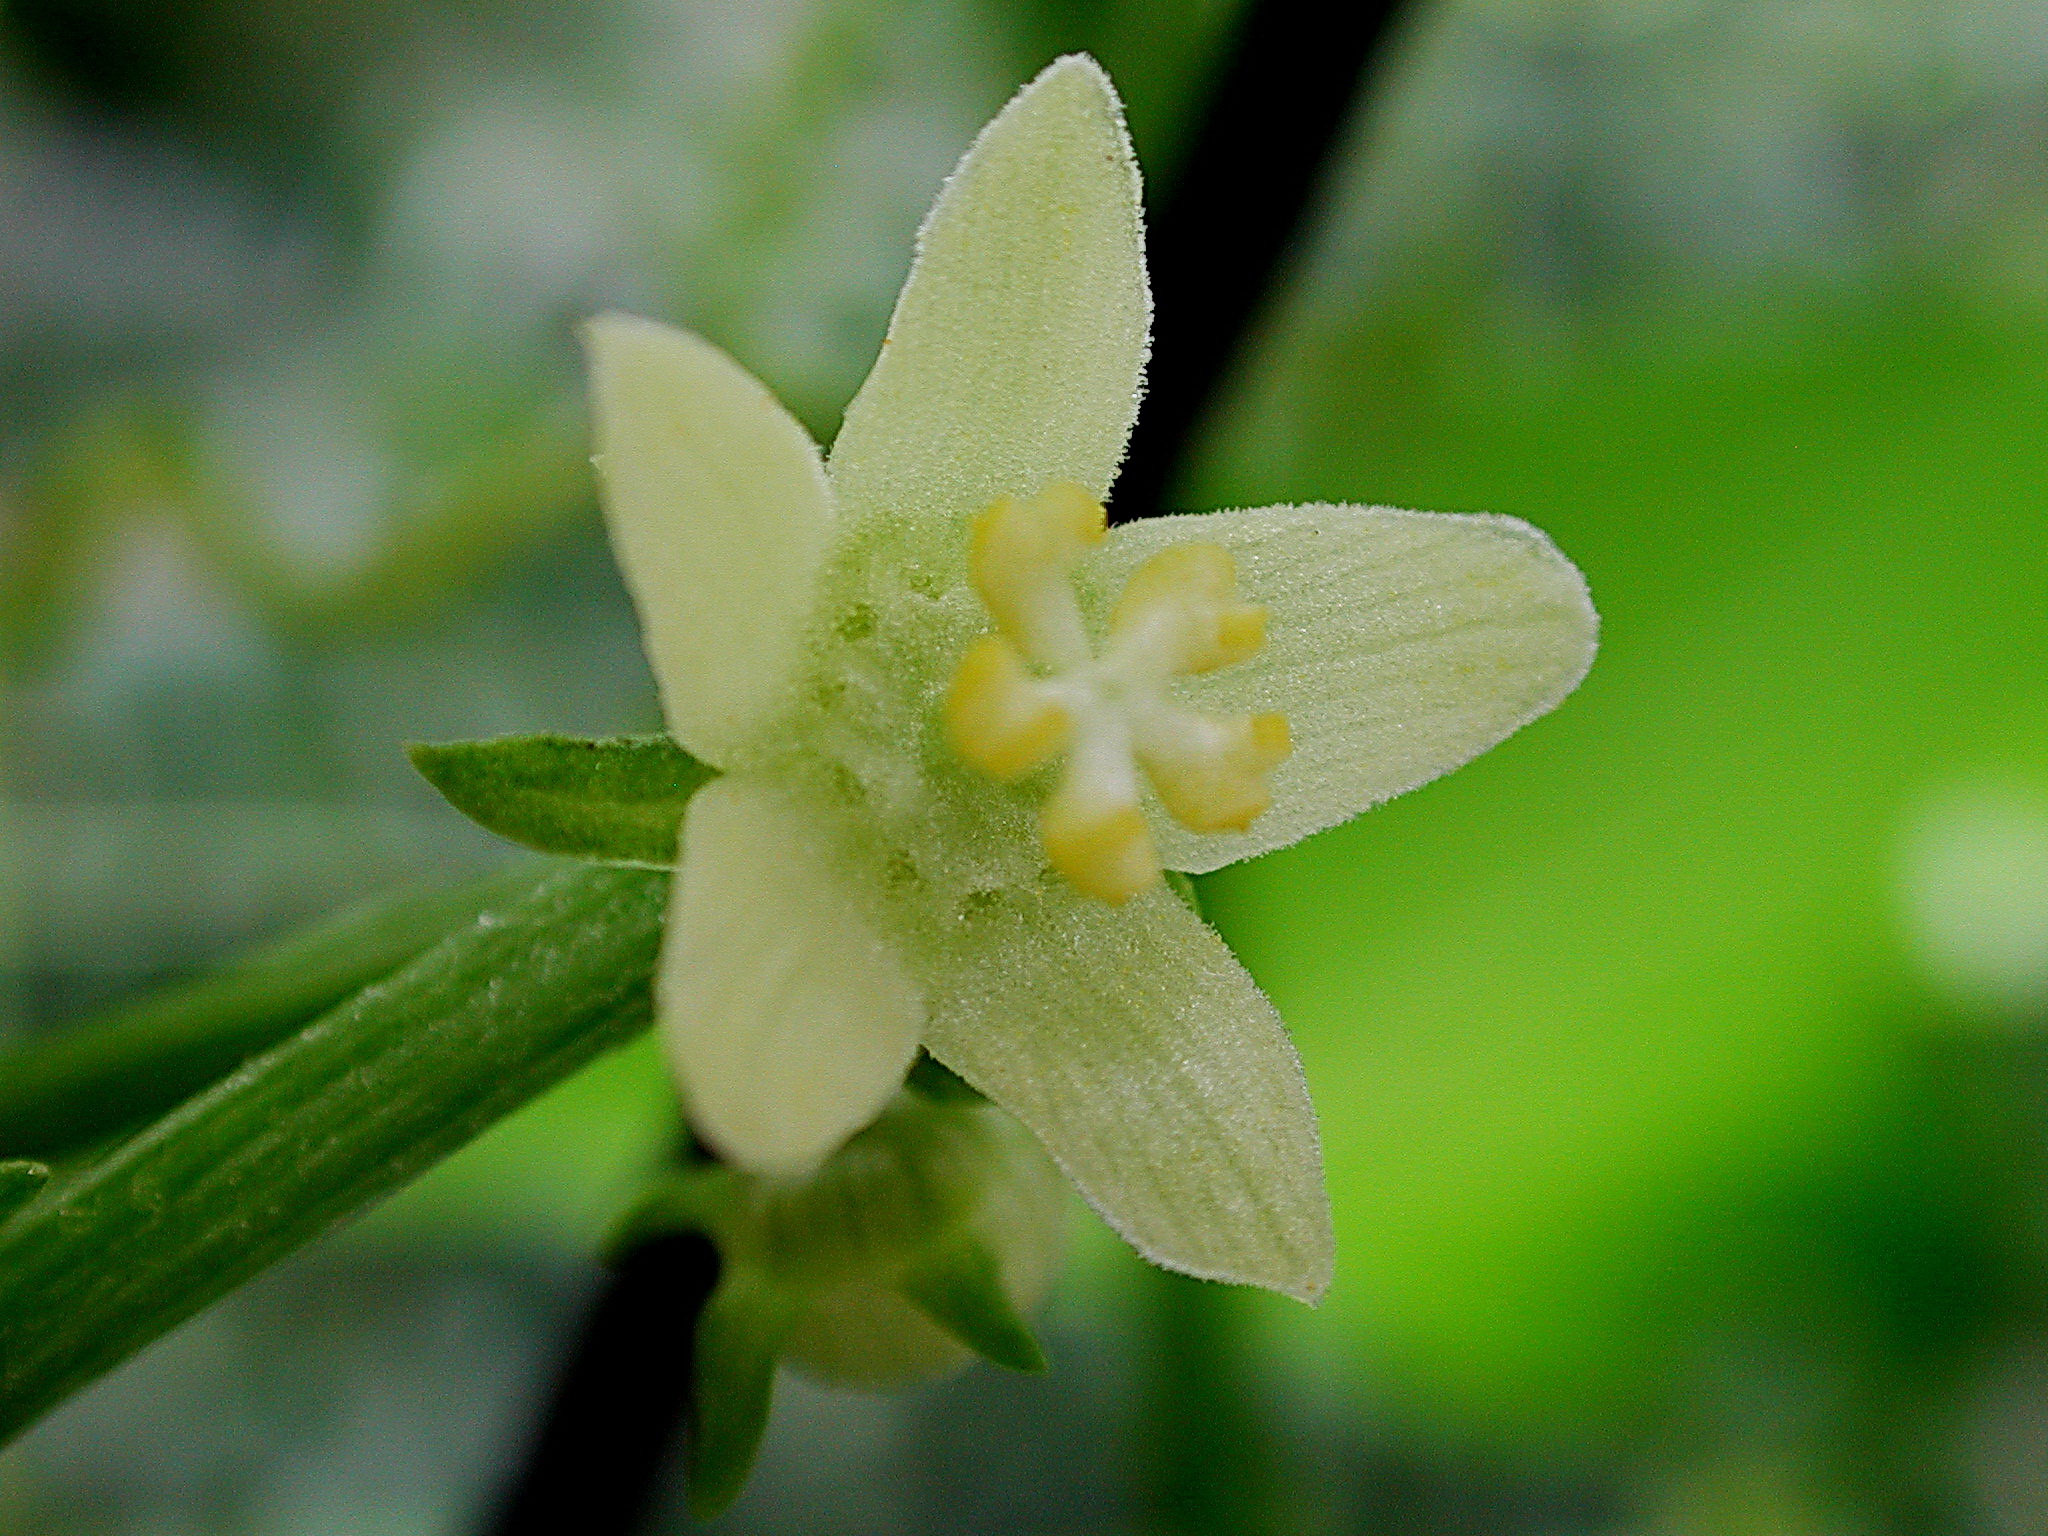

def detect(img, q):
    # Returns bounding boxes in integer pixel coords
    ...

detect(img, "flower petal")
[827,54,1148,534]
[1083,505,1598,872]
[920,883,1332,1302]
[585,313,834,767]
[662,777,923,1177]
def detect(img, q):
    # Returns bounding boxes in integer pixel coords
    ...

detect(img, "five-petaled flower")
[585,55,1596,1302]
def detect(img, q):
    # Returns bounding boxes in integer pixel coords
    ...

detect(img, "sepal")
[604,1092,1068,1512]
[688,1265,794,1520]
[898,1234,1048,1373]
[602,1158,738,1267]
[408,733,715,866]
[737,1095,1002,1281]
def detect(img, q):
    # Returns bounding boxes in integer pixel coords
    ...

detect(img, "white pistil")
[946,482,1292,903]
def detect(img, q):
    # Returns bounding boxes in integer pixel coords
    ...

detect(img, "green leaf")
[0,1163,49,1224]
[409,733,716,866]
[689,1267,794,1520]
[0,864,668,1445]
[898,1233,1048,1373]
[0,874,535,1160]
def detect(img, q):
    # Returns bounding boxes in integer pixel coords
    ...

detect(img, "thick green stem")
[0,862,666,1444]
[0,870,542,1160]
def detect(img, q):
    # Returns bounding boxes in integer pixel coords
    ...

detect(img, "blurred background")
[5,0,2048,1530]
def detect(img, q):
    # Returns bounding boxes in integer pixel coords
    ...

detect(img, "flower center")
[945,482,1291,904]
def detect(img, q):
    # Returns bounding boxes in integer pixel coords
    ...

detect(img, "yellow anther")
[947,483,1290,904]
[1139,710,1293,834]
[1042,785,1158,905]
[947,634,1071,780]
[967,482,1107,671]
[1110,543,1268,674]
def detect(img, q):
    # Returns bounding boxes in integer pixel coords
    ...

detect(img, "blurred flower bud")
[609,1072,1067,1516]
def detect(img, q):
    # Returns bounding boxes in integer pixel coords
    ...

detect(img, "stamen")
[949,482,1292,903]
[1043,724,1158,903]
[1109,544,1269,676]
[1137,709,1291,835]
[967,482,1105,672]
[947,635,1070,780]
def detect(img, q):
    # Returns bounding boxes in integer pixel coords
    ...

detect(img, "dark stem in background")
[483,1,1409,1531]
[1112,0,1412,525]
[481,1232,719,1536]
[1117,1,1409,1530]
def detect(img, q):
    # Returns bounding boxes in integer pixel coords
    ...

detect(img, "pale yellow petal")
[827,55,1148,537]
[585,313,833,767]
[1083,505,1599,872]
[662,778,923,1177]
[921,884,1333,1302]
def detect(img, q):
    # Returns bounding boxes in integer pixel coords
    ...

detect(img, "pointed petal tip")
[1017,52,1135,163]
[1031,50,1118,98]
[1286,1264,1334,1309]
[579,309,721,372]
[972,51,1129,149]
[826,48,1147,527]
[975,51,1134,182]
[1138,1240,1334,1308]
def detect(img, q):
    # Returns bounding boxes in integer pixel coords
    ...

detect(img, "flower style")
[584,55,1597,1302]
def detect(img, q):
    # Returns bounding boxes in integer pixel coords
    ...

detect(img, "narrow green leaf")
[0,865,668,1445]
[409,733,716,866]
[689,1267,793,1520]
[0,874,536,1160]
[0,1163,49,1223]
[898,1234,1048,1373]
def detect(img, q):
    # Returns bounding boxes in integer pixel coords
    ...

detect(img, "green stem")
[0,862,666,1444]
[0,870,542,1160]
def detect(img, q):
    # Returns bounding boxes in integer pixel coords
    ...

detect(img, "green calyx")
[611,1091,1064,1518]
[408,732,716,866]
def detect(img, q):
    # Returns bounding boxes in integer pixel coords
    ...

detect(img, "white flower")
[584,55,1597,1301]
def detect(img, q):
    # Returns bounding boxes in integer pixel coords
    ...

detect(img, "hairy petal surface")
[586,314,834,767]
[919,883,1332,1302]
[827,54,1148,541]
[1083,505,1598,872]
[663,778,923,1177]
